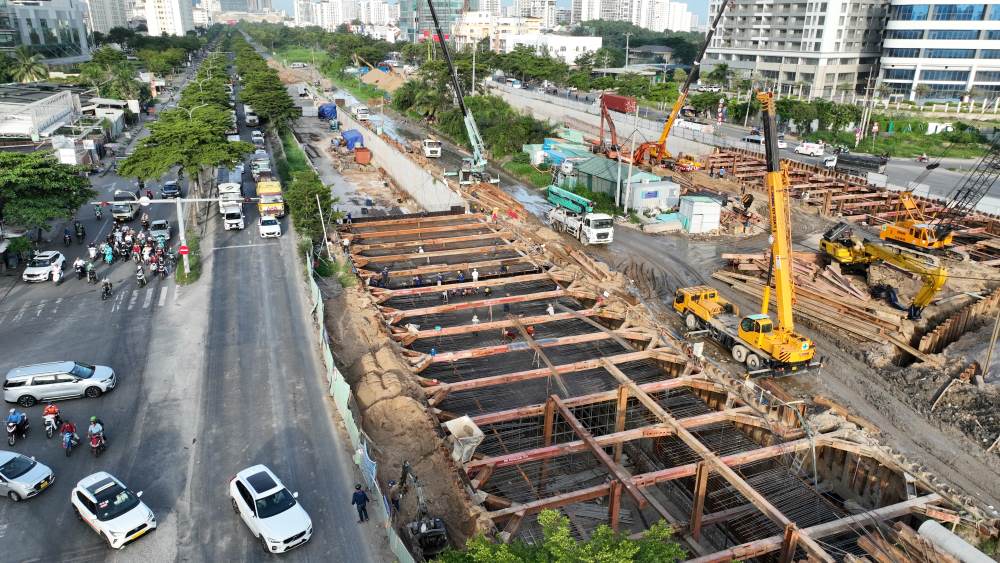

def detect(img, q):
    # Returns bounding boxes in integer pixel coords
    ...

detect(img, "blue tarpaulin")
[342,129,365,150]
[318,103,338,119]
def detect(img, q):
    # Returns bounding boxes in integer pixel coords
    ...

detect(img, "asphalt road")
[0,54,376,562]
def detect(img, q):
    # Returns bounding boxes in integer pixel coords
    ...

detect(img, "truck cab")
[673,286,737,326]
[111,190,139,222]
[222,205,245,230]
[352,105,370,122]
[422,139,442,158]
[244,105,259,127]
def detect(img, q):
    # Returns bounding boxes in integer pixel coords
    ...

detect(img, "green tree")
[0,152,95,236]
[283,169,336,241]
[592,47,624,68]
[11,46,48,83]
[436,510,685,563]
[119,106,253,200]
[672,68,687,83]
[704,63,732,87]
[0,52,15,83]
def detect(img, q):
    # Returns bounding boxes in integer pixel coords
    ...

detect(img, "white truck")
[244,105,259,127]
[545,186,614,245]
[219,182,245,230]
[422,139,442,158]
[793,142,825,157]
[352,105,370,122]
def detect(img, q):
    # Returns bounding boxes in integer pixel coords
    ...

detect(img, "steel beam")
[347,213,484,230]
[427,331,650,364]
[362,256,536,279]
[351,231,513,252]
[353,244,514,267]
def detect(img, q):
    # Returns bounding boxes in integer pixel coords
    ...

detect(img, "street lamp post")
[624,32,632,68]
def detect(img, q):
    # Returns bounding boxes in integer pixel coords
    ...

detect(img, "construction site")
[274,0,1000,558]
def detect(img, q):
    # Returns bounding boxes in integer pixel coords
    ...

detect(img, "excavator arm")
[862,242,947,318]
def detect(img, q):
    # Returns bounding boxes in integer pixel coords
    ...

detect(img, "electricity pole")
[624,32,632,68]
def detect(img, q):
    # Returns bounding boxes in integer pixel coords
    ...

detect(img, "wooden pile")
[917,286,1000,354]
[713,253,936,362]
[852,522,960,563]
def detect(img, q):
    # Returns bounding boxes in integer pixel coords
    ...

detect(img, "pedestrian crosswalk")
[0,283,183,328]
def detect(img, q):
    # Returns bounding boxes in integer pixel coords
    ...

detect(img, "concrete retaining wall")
[339,111,466,212]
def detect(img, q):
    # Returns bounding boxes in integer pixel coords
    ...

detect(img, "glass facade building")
[398,0,463,42]
[0,0,90,62]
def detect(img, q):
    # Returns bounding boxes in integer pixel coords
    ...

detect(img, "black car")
[161,181,181,198]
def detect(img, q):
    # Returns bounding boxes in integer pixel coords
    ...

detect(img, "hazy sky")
[269,0,709,28]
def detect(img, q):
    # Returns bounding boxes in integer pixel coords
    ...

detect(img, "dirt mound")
[323,287,489,543]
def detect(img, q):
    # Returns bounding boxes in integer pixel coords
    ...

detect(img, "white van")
[794,142,826,157]
[290,62,307,69]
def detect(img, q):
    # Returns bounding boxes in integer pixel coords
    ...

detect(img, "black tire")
[16,395,35,408]
[46,425,54,439]
[231,498,240,514]
[75,507,83,520]
[84,386,102,399]
[8,491,21,502]
[746,354,762,371]
[66,443,72,457]
[261,536,270,553]
[7,434,14,446]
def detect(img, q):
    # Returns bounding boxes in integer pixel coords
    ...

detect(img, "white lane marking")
[111,291,127,312]
[51,297,63,316]
[142,288,154,309]
[0,311,8,325]
[12,302,29,323]
[158,286,167,307]
[34,302,46,317]
[173,285,181,304]
[128,290,139,310]
[212,242,280,250]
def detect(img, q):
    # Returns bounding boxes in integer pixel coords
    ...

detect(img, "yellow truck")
[256,180,285,218]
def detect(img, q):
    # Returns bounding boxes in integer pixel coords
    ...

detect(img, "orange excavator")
[596,95,623,160]
[631,0,733,170]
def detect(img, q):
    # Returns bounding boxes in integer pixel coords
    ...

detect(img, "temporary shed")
[679,195,722,234]
[574,156,662,199]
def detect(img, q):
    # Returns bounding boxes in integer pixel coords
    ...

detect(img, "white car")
[259,216,282,238]
[794,142,826,157]
[0,451,54,502]
[742,134,788,149]
[230,465,312,553]
[71,472,156,549]
[251,130,265,144]
[22,251,65,282]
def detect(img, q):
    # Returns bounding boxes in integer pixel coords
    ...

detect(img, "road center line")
[143,289,154,308]
[128,290,139,310]
[158,287,167,307]
[212,242,279,250]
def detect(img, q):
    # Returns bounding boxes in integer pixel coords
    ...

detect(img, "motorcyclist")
[63,227,72,246]
[88,242,97,261]
[50,261,62,284]
[61,419,79,449]
[101,279,113,299]
[86,261,97,283]
[919,152,928,162]
[156,260,167,278]
[74,221,86,241]
[141,213,150,230]
[43,403,62,427]
[94,204,103,219]
[136,264,146,286]
[87,416,105,443]
[7,408,27,434]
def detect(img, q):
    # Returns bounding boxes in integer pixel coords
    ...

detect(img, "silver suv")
[3,362,116,407]
[0,451,54,501]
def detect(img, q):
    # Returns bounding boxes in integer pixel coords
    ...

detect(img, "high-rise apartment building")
[879,0,1000,101]
[357,0,392,24]
[515,0,555,28]
[86,0,127,33]
[145,0,193,36]
[2,0,91,62]
[703,0,888,98]
[478,0,500,16]
[219,0,248,12]
[630,0,692,31]
[399,0,462,42]
[452,10,542,49]
[570,0,600,23]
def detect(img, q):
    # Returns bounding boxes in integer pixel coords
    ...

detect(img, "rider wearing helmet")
[7,408,27,432]
[87,416,104,439]
[43,402,60,418]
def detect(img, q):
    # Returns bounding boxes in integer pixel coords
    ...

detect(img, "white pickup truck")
[546,207,614,245]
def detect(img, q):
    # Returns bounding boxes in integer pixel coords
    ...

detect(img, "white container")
[679,196,722,234]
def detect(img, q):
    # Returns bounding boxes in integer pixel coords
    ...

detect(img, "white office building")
[571,0,601,23]
[515,0,556,28]
[86,0,128,33]
[357,0,392,24]
[145,0,193,36]
[703,0,888,99]
[500,33,602,64]
[879,1,1000,102]
[478,0,500,15]
[631,0,692,32]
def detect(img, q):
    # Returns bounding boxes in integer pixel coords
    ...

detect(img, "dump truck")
[256,180,285,217]
[545,185,614,245]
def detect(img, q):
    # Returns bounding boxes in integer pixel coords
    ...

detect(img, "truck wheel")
[685,313,699,330]
[732,345,749,363]
[746,354,762,371]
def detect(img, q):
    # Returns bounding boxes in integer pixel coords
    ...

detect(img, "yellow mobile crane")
[820,222,947,320]
[675,92,817,373]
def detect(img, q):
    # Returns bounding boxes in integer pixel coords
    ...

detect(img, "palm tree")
[914,84,931,102]
[11,46,48,83]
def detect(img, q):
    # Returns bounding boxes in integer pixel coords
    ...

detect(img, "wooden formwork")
[917,287,1000,354]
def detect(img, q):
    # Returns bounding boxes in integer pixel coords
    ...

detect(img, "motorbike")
[101,283,113,301]
[141,218,150,230]
[63,432,79,457]
[74,222,86,243]
[7,419,28,446]
[51,268,62,285]
[157,262,167,279]
[136,270,147,288]
[63,233,72,247]
[87,268,98,284]
[94,205,103,220]
[44,413,62,439]
[75,263,85,280]
[88,244,97,261]
[916,155,929,163]
[90,434,106,457]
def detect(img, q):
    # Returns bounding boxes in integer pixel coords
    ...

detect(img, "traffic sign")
[178,245,190,255]
[139,196,151,207]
